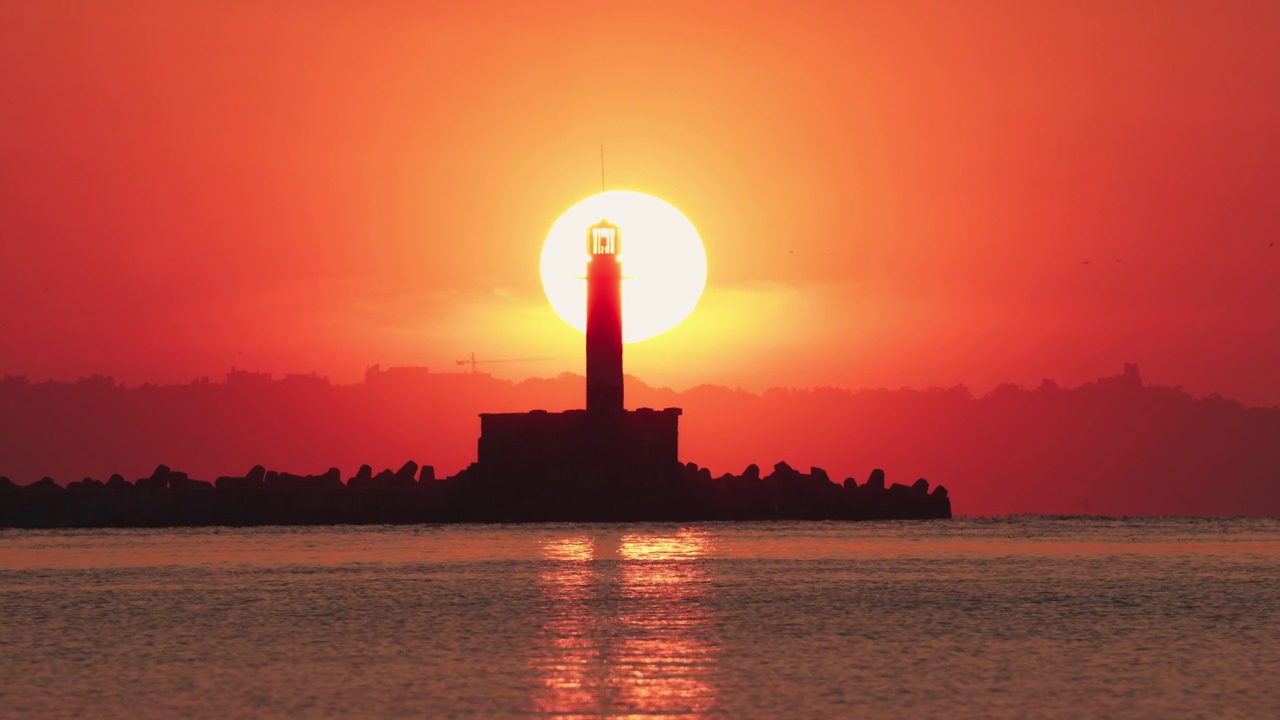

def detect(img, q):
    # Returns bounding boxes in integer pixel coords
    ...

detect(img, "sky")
[2,0,1278,404]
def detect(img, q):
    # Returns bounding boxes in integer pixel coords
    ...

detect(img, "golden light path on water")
[540,190,708,342]
[532,530,717,717]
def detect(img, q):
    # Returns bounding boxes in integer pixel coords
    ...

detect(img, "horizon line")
[3,364,1275,410]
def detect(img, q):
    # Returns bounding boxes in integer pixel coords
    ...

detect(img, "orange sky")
[2,1,1278,403]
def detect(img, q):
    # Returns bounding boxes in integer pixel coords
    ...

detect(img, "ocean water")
[1,519,1277,719]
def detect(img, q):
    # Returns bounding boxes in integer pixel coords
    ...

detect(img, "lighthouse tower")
[585,219,623,415]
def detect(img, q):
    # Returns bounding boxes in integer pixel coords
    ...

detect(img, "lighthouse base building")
[477,407,682,483]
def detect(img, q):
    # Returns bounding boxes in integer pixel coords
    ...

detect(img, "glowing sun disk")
[540,191,707,342]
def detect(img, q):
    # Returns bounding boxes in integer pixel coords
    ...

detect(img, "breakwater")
[0,461,950,527]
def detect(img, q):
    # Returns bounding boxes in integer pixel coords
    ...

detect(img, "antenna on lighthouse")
[600,145,605,191]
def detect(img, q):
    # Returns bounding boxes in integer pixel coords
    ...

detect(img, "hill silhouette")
[2,363,1277,515]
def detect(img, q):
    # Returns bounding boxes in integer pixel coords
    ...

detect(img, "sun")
[541,190,707,343]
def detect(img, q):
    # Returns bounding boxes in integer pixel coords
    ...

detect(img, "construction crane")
[456,352,553,374]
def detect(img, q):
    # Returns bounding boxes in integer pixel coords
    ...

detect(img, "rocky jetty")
[0,461,950,528]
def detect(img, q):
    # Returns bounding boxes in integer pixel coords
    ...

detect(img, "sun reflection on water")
[531,530,718,719]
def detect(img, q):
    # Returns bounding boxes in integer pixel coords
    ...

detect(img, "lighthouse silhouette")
[586,219,623,415]
[474,217,682,488]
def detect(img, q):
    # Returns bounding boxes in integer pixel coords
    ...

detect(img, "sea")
[1,518,1277,719]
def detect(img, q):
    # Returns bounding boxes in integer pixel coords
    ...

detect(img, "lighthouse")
[475,217,681,485]
[586,219,623,415]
